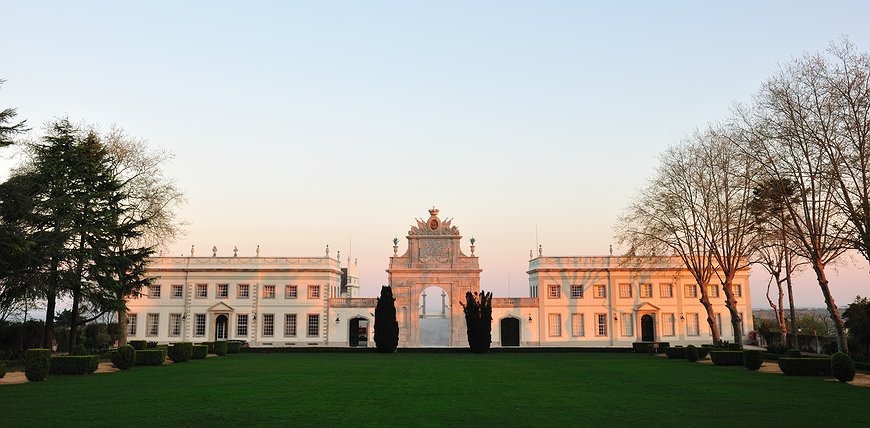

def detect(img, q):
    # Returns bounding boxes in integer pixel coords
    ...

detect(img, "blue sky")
[2,1,869,307]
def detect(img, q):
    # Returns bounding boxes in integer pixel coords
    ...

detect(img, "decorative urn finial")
[393,237,399,255]
[212,245,217,257]
[233,246,238,257]
[470,237,476,255]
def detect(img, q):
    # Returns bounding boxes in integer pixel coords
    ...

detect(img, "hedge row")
[778,357,833,376]
[664,346,686,359]
[112,345,136,369]
[168,342,193,363]
[0,362,6,378]
[129,340,147,350]
[227,341,241,354]
[710,351,744,366]
[192,345,208,359]
[25,349,50,381]
[134,349,166,366]
[632,342,670,353]
[49,355,99,374]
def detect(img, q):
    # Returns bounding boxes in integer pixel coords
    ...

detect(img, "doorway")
[641,314,655,342]
[349,317,369,347]
[419,286,449,346]
[500,317,520,346]
[215,314,228,341]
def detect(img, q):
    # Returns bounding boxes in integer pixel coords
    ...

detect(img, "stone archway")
[419,286,450,346]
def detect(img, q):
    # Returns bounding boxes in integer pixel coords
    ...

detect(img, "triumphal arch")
[387,208,481,347]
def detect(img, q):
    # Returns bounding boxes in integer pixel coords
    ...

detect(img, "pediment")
[633,302,660,312]
[207,302,235,312]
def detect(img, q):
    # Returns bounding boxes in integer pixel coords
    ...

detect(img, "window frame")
[571,313,584,337]
[593,285,606,299]
[570,285,583,299]
[547,285,561,299]
[128,313,137,336]
[194,314,206,337]
[285,285,298,300]
[684,284,698,298]
[237,284,250,299]
[307,314,320,337]
[619,283,632,299]
[237,314,248,337]
[660,283,673,298]
[308,285,321,300]
[640,283,653,298]
[263,285,276,299]
[216,283,229,299]
[146,313,159,337]
[596,313,608,336]
[149,285,161,299]
[196,284,208,299]
[262,313,275,337]
[285,313,297,337]
[171,285,183,299]
[169,313,181,337]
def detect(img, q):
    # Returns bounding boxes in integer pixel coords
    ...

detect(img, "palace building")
[126,208,752,348]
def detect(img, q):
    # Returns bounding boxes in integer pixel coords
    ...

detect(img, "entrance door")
[349,318,368,347]
[215,314,228,341]
[500,317,520,346]
[641,314,655,342]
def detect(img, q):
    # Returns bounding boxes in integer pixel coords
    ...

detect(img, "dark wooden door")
[641,314,655,342]
[501,317,520,346]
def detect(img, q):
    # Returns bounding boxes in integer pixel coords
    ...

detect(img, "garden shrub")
[25,348,50,381]
[146,341,158,349]
[112,345,135,370]
[227,341,241,354]
[168,342,193,362]
[726,343,742,351]
[696,347,709,359]
[664,347,686,360]
[743,350,763,370]
[213,341,228,356]
[129,340,147,350]
[778,357,832,376]
[0,362,6,378]
[686,345,699,362]
[710,351,744,366]
[632,342,649,353]
[831,352,856,382]
[766,343,788,355]
[49,355,99,374]
[192,345,208,359]
[201,342,214,354]
[787,349,802,358]
[647,345,656,355]
[134,349,166,366]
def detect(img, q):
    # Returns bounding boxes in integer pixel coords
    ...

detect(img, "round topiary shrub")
[686,345,699,362]
[112,345,136,370]
[213,341,228,356]
[743,349,763,370]
[831,352,856,383]
[25,348,51,382]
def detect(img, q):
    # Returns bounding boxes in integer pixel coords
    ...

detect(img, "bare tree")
[616,141,722,345]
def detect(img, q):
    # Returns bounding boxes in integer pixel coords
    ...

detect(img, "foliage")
[191,345,208,359]
[766,342,788,355]
[843,296,870,356]
[685,345,699,362]
[129,340,147,350]
[743,350,763,370]
[460,290,493,353]
[710,351,744,366]
[111,345,135,369]
[168,342,193,362]
[726,342,742,351]
[787,349,802,358]
[778,357,833,376]
[134,349,165,366]
[49,355,99,374]
[226,341,241,354]
[24,348,50,381]
[374,286,398,353]
[0,79,27,147]
[0,361,5,378]
[664,346,686,360]
[696,347,709,359]
[830,352,856,383]
[213,341,227,356]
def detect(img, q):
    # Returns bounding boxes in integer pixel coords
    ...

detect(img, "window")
[285,314,297,337]
[708,285,719,298]
[171,285,183,299]
[169,313,181,337]
[308,285,320,300]
[619,284,632,298]
[572,313,584,337]
[128,313,137,336]
[263,285,276,299]
[194,314,206,337]
[684,284,698,298]
[640,283,653,298]
[716,313,723,335]
[307,314,320,337]
[734,284,742,297]
[660,283,673,298]
[548,285,560,299]
[146,313,159,337]
[663,313,675,336]
[687,313,700,336]
[237,284,250,299]
[149,285,161,299]
[570,285,583,299]
[217,284,229,299]
[262,314,274,337]
[286,285,298,299]
[594,285,606,298]
[622,314,634,336]
[196,284,208,299]
[596,314,608,336]
[548,313,562,337]
[237,314,248,337]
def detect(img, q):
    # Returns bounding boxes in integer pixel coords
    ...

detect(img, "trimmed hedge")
[112,345,135,370]
[49,355,99,374]
[227,341,241,354]
[0,362,6,378]
[696,347,709,359]
[778,357,832,376]
[664,346,686,360]
[831,352,856,382]
[686,345,699,362]
[632,342,669,353]
[710,351,744,366]
[168,342,193,363]
[213,341,228,356]
[743,350,763,371]
[192,345,208,359]
[134,349,166,366]
[129,340,147,350]
[726,343,743,351]
[25,348,50,381]
[787,349,802,358]
[201,342,214,354]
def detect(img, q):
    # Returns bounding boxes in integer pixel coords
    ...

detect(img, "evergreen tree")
[0,79,28,147]
[374,286,398,353]
[461,290,493,353]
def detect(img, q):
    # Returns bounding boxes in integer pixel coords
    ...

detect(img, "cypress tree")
[461,290,493,353]
[374,286,398,353]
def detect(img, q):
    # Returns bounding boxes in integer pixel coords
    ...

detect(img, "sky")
[2,1,869,308]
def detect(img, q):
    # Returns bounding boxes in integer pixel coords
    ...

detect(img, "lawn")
[0,352,867,427]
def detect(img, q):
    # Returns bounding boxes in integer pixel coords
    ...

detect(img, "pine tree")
[374,286,398,353]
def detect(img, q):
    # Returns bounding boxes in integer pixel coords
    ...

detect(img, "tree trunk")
[721,275,743,346]
[118,309,128,347]
[785,254,798,349]
[698,282,721,346]
[811,259,848,353]
[766,270,788,346]
[68,235,87,352]
[42,255,59,350]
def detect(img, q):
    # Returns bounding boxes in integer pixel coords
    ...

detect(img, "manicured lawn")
[0,352,867,427]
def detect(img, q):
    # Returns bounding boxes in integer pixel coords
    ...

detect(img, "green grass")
[0,353,867,427]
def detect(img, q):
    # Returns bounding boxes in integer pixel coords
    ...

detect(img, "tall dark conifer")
[461,290,493,353]
[374,285,398,353]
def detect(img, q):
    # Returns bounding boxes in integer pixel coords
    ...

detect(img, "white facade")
[128,209,752,348]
